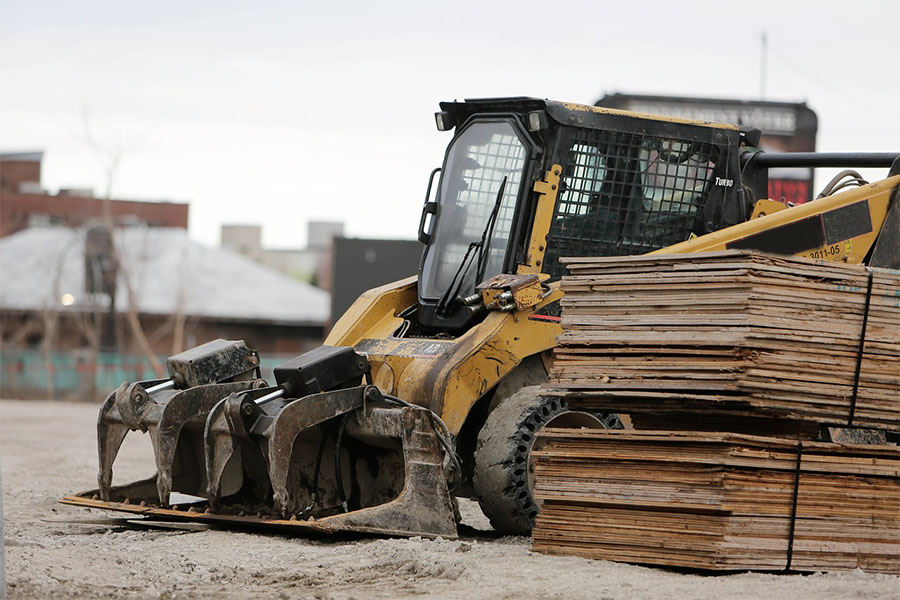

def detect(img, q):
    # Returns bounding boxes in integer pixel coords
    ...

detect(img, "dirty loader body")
[65,97,900,538]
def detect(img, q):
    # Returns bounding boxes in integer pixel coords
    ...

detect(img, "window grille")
[543,129,719,279]
[444,132,525,272]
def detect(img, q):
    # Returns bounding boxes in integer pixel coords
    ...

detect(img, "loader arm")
[649,175,900,264]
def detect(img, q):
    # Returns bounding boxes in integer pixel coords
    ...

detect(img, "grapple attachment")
[79,343,459,539]
[97,339,265,504]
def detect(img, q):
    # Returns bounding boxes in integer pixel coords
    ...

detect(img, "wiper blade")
[435,241,478,316]
[475,176,507,285]
[435,176,508,316]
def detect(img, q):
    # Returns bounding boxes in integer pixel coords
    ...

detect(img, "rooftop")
[0,226,330,325]
[0,150,44,162]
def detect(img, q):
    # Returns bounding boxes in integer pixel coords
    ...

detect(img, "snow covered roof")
[0,226,330,326]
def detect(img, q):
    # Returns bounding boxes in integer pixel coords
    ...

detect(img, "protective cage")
[542,127,728,278]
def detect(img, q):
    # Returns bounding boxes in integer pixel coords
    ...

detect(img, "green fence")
[0,348,292,400]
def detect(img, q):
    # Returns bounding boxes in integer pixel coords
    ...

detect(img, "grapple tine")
[97,379,168,500]
[97,387,128,501]
[203,388,278,511]
[264,393,458,537]
[154,381,263,506]
[266,386,371,516]
[330,406,458,538]
[204,394,243,511]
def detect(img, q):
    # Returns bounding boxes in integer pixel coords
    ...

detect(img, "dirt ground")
[1,399,898,599]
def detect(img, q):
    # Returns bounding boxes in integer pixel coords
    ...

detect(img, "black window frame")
[418,114,538,302]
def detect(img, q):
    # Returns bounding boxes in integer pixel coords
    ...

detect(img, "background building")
[222,223,424,327]
[0,224,329,400]
[0,151,189,237]
[221,221,343,285]
[330,237,423,322]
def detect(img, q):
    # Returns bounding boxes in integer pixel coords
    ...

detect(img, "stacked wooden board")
[549,251,900,430]
[531,429,900,573]
[531,251,900,572]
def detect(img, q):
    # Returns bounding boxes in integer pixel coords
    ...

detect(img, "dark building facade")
[330,237,423,324]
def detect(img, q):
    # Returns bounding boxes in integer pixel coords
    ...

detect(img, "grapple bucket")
[96,339,264,504]
[74,344,459,539]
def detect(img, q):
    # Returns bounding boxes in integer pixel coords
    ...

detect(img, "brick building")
[0,151,188,237]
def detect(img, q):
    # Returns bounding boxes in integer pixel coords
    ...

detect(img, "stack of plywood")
[550,251,900,430]
[531,429,900,573]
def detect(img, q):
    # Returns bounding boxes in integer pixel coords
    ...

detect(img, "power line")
[766,43,894,114]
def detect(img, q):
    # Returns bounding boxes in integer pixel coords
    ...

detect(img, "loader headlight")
[435,111,455,131]
[527,110,547,132]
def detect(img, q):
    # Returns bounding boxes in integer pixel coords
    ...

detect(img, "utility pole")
[760,30,768,100]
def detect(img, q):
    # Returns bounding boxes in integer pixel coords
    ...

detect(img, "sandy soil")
[1,398,898,599]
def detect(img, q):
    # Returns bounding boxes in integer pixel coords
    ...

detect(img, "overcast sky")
[2,1,898,249]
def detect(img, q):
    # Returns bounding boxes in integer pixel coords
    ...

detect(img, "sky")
[2,0,898,249]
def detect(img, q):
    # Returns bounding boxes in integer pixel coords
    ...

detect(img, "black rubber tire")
[473,386,603,535]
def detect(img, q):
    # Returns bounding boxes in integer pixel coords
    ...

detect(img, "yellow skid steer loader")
[64,98,900,538]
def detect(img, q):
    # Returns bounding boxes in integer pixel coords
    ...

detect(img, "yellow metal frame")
[325,286,563,434]
[650,176,899,264]
[519,165,562,274]
[749,198,789,220]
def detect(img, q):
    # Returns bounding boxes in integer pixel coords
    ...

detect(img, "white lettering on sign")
[715,177,734,187]
[628,102,799,134]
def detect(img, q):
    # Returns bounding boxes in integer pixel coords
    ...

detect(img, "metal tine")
[97,378,173,501]
[303,404,458,538]
[266,386,372,517]
[203,386,284,512]
[264,393,458,537]
[153,380,267,506]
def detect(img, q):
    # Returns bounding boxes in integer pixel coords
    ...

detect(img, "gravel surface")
[2,398,898,599]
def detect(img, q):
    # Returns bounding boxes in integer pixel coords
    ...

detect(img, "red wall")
[1,190,189,237]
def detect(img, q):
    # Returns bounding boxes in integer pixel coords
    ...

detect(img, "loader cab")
[415,98,748,333]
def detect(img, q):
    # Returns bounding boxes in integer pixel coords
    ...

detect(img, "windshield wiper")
[474,176,507,284]
[436,176,508,316]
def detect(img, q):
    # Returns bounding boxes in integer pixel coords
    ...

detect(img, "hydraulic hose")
[334,413,351,513]
[383,394,462,491]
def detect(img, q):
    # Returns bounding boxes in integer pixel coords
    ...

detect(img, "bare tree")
[79,108,165,377]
